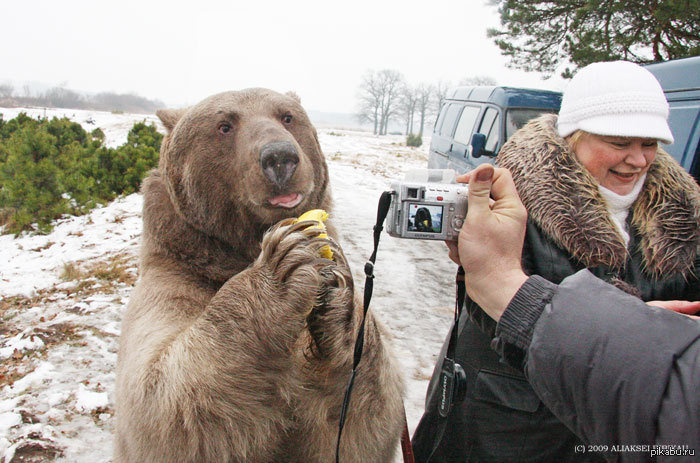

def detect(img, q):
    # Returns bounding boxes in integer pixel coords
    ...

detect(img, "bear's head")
[156,88,331,244]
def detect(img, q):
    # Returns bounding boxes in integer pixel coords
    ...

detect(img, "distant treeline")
[0,84,165,114]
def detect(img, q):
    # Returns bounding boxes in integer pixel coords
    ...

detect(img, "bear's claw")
[258,220,353,313]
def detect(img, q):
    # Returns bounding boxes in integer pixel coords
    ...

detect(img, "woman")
[412,61,700,462]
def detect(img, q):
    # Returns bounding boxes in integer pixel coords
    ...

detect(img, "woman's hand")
[648,300,700,320]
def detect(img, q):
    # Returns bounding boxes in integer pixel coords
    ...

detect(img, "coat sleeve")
[494,270,700,455]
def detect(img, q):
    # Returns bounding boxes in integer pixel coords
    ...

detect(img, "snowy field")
[0,107,456,462]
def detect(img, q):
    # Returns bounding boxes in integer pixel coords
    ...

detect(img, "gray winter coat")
[496,270,700,463]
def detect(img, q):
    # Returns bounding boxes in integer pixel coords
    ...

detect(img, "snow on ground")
[0,108,455,462]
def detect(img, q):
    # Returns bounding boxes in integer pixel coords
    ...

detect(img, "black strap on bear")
[335,191,393,463]
[335,191,467,463]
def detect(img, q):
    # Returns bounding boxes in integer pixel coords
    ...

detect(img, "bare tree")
[92,92,165,113]
[414,83,434,136]
[357,69,405,135]
[459,75,497,86]
[377,69,404,135]
[42,86,85,109]
[0,83,14,99]
[358,74,500,136]
[399,84,418,135]
[433,80,453,116]
[357,70,382,134]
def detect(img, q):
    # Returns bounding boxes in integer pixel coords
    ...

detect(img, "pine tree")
[0,125,68,232]
[487,0,700,77]
[0,114,162,234]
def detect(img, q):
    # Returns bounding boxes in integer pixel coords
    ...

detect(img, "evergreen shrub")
[406,133,422,147]
[0,113,163,234]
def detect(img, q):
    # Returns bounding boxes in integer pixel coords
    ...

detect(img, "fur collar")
[498,114,700,278]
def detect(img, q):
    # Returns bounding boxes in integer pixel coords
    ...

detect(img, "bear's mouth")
[268,193,303,208]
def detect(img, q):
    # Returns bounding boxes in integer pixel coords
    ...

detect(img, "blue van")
[646,56,700,183]
[428,86,562,173]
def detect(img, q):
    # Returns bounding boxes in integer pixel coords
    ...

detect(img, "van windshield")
[506,108,558,139]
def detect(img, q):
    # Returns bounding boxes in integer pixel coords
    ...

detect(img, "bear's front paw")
[258,219,349,310]
[306,255,356,357]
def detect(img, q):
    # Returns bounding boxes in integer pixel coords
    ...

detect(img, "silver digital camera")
[386,169,467,241]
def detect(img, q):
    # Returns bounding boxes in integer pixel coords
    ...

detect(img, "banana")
[295,209,333,260]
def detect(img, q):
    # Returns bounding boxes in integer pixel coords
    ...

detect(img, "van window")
[663,107,698,167]
[439,104,463,137]
[477,107,500,152]
[453,105,481,144]
[506,108,555,139]
[434,103,449,133]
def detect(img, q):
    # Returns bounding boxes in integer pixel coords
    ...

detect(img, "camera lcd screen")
[407,203,443,233]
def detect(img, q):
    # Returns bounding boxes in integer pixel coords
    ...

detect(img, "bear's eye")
[218,123,232,134]
[282,114,293,124]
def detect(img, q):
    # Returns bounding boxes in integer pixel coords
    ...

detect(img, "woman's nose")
[625,144,649,168]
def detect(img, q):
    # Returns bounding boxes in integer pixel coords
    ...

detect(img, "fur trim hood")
[498,114,700,278]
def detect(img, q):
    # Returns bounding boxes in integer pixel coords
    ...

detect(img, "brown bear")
[114,88,404,463]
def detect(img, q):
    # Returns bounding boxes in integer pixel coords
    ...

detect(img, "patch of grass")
[91,405,114,426]
[0,322,86,387]
[79,325,117,341]
[61,253,135,285]
[30,242,55,252]
[34,322,81,343]
[1,295,35,319]
[89,254,135,284]
[57,253,137,298]
[0,341,40,387]
[60,262,82,281]
[7,440,63,462]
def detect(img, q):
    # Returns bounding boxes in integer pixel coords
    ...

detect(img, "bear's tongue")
[269,193,303,208]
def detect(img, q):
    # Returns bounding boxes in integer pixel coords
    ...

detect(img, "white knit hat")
[557,61,674,144]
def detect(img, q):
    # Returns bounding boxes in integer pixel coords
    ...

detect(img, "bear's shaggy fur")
[114,88,404,463]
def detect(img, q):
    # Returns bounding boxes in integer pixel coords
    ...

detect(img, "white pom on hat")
[557,61,674,144]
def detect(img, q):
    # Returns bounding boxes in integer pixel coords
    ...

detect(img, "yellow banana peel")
[295,209,333,260]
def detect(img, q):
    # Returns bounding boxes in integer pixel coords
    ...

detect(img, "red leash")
[400,408,415,463]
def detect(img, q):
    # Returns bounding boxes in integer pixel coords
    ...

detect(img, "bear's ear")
[156,108,188,133]
[285,91,301,103]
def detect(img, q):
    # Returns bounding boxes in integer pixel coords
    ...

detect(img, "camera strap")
[336,191,403,463]
[335,190,466,463]
[425,266,467,463]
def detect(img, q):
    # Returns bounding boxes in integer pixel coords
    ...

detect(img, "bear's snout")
[260,141,299,188]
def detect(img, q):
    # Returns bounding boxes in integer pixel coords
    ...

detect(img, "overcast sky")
[3,0,567,113]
